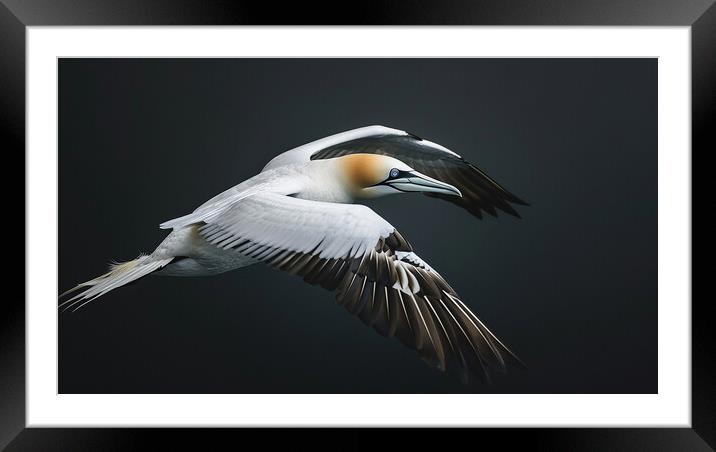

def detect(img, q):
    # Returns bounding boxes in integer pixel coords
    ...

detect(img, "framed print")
[5,0,712,450]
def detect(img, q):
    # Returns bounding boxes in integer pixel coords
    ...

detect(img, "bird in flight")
[60,125,528,383]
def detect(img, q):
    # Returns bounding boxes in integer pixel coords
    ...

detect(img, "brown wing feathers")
[208,222,523,384]
[424,160,526,219]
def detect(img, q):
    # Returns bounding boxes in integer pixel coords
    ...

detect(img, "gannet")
[60,125,528,383]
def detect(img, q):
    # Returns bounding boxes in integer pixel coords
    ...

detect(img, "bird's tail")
[59,254,173,312]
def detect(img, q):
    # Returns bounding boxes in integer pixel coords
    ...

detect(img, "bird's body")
[153,157,396,276]
[153,160,349,277]
[60,125,528,383]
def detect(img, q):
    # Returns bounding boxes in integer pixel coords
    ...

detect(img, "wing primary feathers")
[194,191,522,384]
[307,131,528,219]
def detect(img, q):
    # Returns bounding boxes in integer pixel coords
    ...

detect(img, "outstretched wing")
[262,125,528,219]
[197,191,523,383]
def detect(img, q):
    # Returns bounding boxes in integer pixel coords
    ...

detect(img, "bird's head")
[338,153,462,199]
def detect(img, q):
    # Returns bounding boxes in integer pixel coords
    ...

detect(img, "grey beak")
[387,171,462,197]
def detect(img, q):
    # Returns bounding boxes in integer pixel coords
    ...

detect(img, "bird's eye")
[389,168,400,178]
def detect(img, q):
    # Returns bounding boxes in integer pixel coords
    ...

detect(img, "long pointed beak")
[387,171,462,197]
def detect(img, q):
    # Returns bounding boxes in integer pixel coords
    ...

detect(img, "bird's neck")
[291,160,357,204]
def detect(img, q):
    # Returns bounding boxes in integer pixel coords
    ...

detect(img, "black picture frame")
[4,1,711,450]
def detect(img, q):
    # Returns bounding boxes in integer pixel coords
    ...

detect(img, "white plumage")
[60,125,528,383]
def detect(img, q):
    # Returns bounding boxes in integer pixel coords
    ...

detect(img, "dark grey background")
[58,58,656,394]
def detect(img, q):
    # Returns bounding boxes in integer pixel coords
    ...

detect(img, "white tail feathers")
[59,254,173,312]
